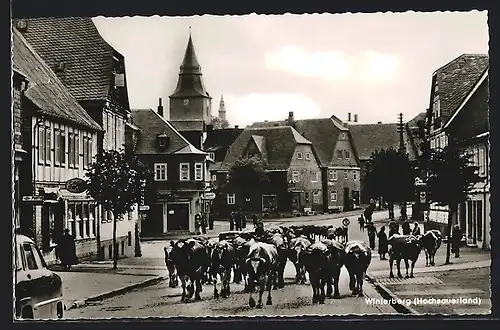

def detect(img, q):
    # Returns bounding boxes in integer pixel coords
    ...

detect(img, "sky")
[93,11,488,127]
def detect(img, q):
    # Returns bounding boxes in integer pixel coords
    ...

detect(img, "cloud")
[360,51,399,82]
[264,45,350,81]
[220,93,322,127]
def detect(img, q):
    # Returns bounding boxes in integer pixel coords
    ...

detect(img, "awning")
[43,187,93,201]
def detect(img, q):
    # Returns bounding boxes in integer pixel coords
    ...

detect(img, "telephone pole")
[397,113,405,153]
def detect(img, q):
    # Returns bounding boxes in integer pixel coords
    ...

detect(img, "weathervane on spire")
[189,26,192,35]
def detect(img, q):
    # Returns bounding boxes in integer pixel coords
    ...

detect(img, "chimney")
[54,61,66,81]
[16,20,28,33]
[287,111,295,126]
[234,125,239,129]
[377,121,382,124]
[157,98,164,117]
[354,114,358,123]
[348,112,351,122]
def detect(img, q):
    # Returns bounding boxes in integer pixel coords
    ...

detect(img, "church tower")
[169,29,212,148]
[218,95,226,121]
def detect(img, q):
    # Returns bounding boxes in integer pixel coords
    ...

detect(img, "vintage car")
[14,234,64,320]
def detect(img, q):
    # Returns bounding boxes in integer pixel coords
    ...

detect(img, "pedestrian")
[229,211,235,231]
[235,210,241,231]
[208,211,214,230]
[367,222,376,250]
[241,209,247,229]
[364,205,373,223]
[201,213,207,234]
[255,220,265,239]
[411,222,421,236]
[194,214,201,235]
[452,225,462,258]
[358,215,365,232]
[252,214,259,228]
[388,220,399,238]
[59,229,78,270]
[402,219,411,235]
[377,226,388,260]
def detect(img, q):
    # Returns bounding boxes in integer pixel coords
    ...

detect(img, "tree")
[363,148,416,220]
[212,116,230,129]
[85,149,152,269]
[224,156,269,211]
[426,141,483,264]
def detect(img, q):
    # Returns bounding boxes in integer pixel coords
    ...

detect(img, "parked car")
[14,234,64,320]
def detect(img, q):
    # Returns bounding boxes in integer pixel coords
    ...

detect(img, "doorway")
[143,203,164,236]
[167,204,190,231]
[343,187,350,211]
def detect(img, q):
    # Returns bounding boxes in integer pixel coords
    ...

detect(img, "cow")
[163,245,178,288]
[233,237,256,291]
[321,238,346,299]
[210,240,235,299]
[327,226,347,243]
[246,242,278,308]
[266,232,288,289]
[288,236,312,284]
[344,240,371,297]
[302,241,330,304]
[169,238,210,302]
[388,234,422,278]
[419,229,442,266]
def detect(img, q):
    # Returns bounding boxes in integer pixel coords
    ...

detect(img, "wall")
[324,166,361,211]
[169,97,211,123]
[102,109,126,151]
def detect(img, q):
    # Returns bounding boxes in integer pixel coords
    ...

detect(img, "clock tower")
[169,29,212,148]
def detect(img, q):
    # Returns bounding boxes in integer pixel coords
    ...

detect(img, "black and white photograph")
[11,9,491,320]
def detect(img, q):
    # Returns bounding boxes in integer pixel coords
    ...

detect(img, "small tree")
[86,149,152,269]
[224,156,269,211]
[212,116,230,129]
[426,141,483,264]
[364,148,416,220]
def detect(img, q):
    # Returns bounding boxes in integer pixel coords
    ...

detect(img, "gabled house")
[443,68,489,250]
[12,27,103,264]
[251,112,361,212]
[129,108,210,236]
[425,54,489,234]
[17,17,140,261]
[216,125,323,218]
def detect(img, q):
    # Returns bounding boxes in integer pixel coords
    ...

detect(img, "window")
[154,163,168,181]
[297,152,303,160]
[337,150,343,159]
[68,133,74,166]
[311,171,319,182]
[45,126,52,164]
[23,243,38,270]
[345,150,350,159]
[38,125,51,164]
[227,193,235,205]
[313,191,321,204]
[209,152,215,160]
[329,170,337,181]
[76,202,83,238]
[83,136,93,167]
[54,128,66,165]
[344,170,348,180]
[90,203,96,236]
[67,203,76,236]
[330,191,337,202]
[211,174,217,182]
[305,152,311,160]
[74,134,80,167]
[194,163,203,181]
[180,163,190,181]
[292,170,300,183]
[353,171,357,180]
[480,147,486,175]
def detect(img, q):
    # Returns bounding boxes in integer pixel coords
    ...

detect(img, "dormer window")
[157,132,170,149]
[297,152,303,160]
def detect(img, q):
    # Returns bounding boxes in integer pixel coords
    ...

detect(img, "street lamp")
[414,176,428,228]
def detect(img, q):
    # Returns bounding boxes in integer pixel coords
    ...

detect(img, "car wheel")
[21,306,33,319]
[57,302,64,318]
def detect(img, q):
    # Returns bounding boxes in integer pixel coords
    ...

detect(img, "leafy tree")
[212,116,230,129]
[426,141,483,264]
[85,149,152,269]
[363,148,416,220]
[224,156,269,211]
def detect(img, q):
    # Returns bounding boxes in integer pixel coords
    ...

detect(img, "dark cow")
[246,242,279,308]
[288,236,312,284]
[321,238,346,299]
[344,240,371,297]
[210,240,235,299]
[388,234,422,278]
[233,237,256,291]
[419,229,442,266]
[327,226,347,243]
[164,245,178,288]
[169,238,210,302]
[302,241,330,304]
[266,232,288,289]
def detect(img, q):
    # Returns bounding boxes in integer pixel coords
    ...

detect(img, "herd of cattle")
[163,223,443,309]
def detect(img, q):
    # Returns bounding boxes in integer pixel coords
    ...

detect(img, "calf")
[344,240,371,297]
[246,242,278,309]
[419,229,442,266]
[210,240,235,299]
[164,245,178,288]
[322,238,346,299]
[302,241,330,304]
[288,236,312,284]
[266,232,288,289]
[169,238,210,302]
[388,234,422,278]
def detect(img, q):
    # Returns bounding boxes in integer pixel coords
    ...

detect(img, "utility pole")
[397,113,405,153]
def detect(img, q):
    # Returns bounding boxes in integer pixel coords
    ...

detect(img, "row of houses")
[425,54,490,250]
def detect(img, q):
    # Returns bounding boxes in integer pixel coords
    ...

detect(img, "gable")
[331,131,359,167]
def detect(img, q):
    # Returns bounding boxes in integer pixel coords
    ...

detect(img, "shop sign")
[202,192,216,200]
[22,195,45,203]
[65,177,87,194]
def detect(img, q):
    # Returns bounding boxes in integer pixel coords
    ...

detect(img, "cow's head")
[215,240,232,260]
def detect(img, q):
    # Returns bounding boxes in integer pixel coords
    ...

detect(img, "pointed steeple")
[218,94,226,121]
[169,29,210,99]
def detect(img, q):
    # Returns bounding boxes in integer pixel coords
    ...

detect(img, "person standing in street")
[358,215,365,232]
[194,214,201,235]
[364,204,374,223]
[59,229,78,270]
[402,219,411,235]
[377,226,388,260]
[229,211,235,231]
[208,211,214,231]
[388,220,399,238]
[201,213,207,234]
[411,222,421,236]
[452,225,462,258]
[366,222,376,250]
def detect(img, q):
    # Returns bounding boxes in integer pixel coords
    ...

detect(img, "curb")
[67,275,165,311]
[365,274,420,315]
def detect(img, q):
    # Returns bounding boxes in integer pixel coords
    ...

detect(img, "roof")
[221,126,312,171]
[15,17,119,102]
[130,109,206,155]
[12,28,102,131]
[251,117,348,166]
[169,33,210,99]
[407,112,426,128]
[349,123,400,160]
[203,127,244,151]
[170,120,205,132]
[433,54,489,126]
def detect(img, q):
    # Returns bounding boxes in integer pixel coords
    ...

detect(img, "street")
[66,211,400,318]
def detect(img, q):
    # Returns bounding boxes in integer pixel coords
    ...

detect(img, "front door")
[167,204,190,231]
[343,187,350,211]
[143,204,163,236]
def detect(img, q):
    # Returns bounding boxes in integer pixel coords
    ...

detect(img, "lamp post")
[414,176,428,230]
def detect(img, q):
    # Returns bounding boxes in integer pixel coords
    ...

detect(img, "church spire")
[218,94,226,121]
[169,29,210,98]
